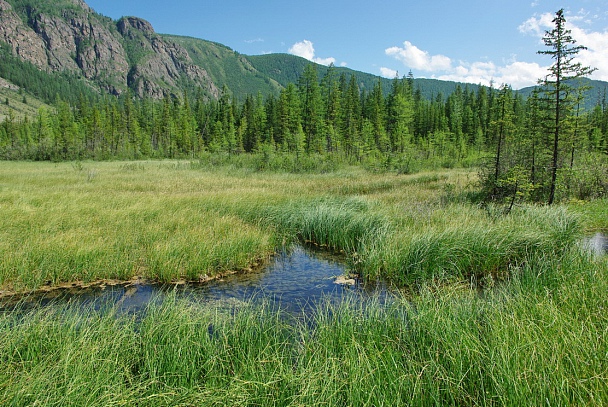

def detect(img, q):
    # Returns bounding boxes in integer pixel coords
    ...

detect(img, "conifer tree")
[483,84,519,200]
[278,83,301,152]
[321,64,341,152]
[342,75,362,158]
[538,8,596,204]
[253,92,268,147]
[298,64,324,153]
[386,76,414,153]
[368,77,389,153]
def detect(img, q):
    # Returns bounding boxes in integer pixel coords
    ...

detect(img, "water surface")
[1,245,392,314]
[585,232,607,256]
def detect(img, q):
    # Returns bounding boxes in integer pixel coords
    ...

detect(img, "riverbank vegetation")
[2,160,602,292]
[1,160,607,405]
[1,236,606,405]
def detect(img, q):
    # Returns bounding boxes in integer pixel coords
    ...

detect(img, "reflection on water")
[585,233,608,256]
[1,245,394,314]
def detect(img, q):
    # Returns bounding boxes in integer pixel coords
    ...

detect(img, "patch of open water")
[585,232,608,256]
[3,233,604,315]
[1,245,396,314]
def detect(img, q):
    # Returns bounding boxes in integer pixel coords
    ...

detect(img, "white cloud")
[244,38,264,44]
[385,10,607,89]
[385,40,547,89]
[314,56,337,66]
[498,61,546,89]
[288,40,336,66]
[569,25,608,81]
[518,12,555,36]
[380,67,398,78]
[385,41,451,72]
[289,40,315,60]
[519,10,608,82]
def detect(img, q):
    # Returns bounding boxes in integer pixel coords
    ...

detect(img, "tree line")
[0,67,497,161]
[0,10,606,204]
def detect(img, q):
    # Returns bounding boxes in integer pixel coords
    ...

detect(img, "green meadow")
[0,160,607,405]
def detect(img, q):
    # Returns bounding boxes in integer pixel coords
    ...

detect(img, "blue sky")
[85,0,608,89]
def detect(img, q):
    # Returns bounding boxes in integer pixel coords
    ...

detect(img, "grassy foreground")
[1,253,607,406]
[0,160,607,405]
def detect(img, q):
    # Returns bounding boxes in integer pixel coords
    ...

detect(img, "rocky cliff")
[0,0,219,98]
[117,16,218,99]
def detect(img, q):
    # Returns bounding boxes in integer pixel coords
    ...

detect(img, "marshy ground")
[0,160,606,406]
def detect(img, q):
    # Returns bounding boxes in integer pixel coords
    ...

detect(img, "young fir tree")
[537,8,596,204]
[489,84,515,198]
[321,64,341,153]
[278,83,301,152]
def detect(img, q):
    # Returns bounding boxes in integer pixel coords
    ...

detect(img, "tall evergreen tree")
[321,64,341,152]
[368,77,389,153]
[538,8,596,204]
[278,83,301,152]
[386,76,414,153]
[298,64,324,153]
[341,75,362,158]
[488,84,515,198]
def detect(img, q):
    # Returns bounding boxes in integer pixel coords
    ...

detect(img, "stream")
[2,234,606,314]
[586,232,608,256]
[0,245,393,314]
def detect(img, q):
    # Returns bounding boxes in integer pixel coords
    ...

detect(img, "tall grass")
[1,247,606,405]
[0,161,276,291]
[0,161,599,292]
[364,204,583,286]
[232,197,390,254]
[1,160,606,404]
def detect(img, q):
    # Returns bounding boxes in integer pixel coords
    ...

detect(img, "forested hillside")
[0,2,607,205]
[519,78,607,111]
[1,59,607,201]
[0,0,493,103]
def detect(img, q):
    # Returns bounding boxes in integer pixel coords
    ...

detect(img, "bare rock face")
[0,0,219,99]
[0,0,130,94]
[0,0,49,69]
[34,10,130,94]
[32,13,80,72]
[117,16,154,37]
[118,16,219,98]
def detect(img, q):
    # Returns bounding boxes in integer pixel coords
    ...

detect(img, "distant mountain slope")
[6,0,603,107]
[0,78,51,121]
[519,78,608,110]
[0,0,490,103]
[0,0,219,99]
[245,52,480,100]
[162,35,284,98]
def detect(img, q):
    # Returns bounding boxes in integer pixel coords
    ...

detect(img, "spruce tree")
[298,64,324,153]
[538,8,596,204]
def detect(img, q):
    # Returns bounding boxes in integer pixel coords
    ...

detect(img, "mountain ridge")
[0,0,606,106]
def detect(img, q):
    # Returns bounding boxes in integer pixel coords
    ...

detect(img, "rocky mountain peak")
[0,0,219,99]
[117,16,155,38]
